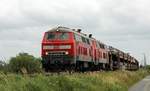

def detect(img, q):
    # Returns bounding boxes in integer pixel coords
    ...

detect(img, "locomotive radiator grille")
[42,51,74,65]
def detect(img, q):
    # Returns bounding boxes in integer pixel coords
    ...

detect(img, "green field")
[0,70,149,91]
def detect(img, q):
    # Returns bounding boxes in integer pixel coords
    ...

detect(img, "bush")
[145,65,150,73]
[0,61,9,74]
[9,53,42,74]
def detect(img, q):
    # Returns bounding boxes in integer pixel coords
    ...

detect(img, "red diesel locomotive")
[41,26,139,71]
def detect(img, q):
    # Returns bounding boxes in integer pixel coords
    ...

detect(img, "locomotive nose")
[42,44,74,57]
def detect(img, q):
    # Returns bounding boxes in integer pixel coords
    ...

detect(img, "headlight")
[65,51,69,55]
[43,45,54,49]
[45,52,49,55]
[59,45,71,49]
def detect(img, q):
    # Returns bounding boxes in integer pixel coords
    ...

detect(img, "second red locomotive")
[41,26,139,71]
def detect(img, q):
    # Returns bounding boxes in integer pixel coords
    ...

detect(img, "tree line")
[0,53,42,74]
[0,52,150,74]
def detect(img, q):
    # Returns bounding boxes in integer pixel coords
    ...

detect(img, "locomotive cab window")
[74,34,82,42]
[46,32,69,40]
[86,39,90,45]
[81,37,86,43]
[58,32,69,40]
[46,33,57,39]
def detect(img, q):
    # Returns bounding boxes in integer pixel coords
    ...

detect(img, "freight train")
[41,26,139,72]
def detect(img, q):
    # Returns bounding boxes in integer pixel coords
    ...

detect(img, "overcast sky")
[0,0,150,65]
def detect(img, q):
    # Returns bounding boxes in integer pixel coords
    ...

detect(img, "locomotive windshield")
[47,33,57,39]
[46,32,69,40]
[58,32,69,39]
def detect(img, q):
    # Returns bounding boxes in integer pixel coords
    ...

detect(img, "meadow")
[0,70,148,91]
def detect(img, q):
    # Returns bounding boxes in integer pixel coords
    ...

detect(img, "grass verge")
[0,69,149,91]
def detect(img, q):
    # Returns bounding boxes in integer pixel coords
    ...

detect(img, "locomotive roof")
[47,26,94,39]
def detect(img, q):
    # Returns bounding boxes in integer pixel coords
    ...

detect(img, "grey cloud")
[18,0,101,30]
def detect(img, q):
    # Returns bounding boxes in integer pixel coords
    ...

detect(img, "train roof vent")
[77,29,82,33]
[89,34,92,38]
[57,26,70,29]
